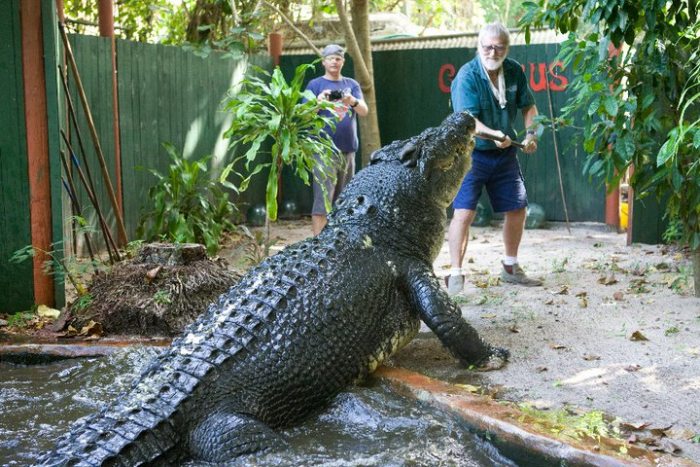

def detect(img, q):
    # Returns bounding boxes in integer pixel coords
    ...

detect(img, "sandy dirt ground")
[249,217,700,464]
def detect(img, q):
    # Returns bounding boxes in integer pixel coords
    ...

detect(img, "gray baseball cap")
[321,44,345,58]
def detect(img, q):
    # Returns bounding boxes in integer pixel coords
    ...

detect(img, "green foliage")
[152,289,172,305]
[519,405,616,442]
[123,240,145,259]
[64,0,284,53]
[242,227,281,266]
[72,293,93,312]
[137,143,240,255]
[9,239,98,296]
[222,62,340,221]
[6,310,37,328]
[520,1,700,256]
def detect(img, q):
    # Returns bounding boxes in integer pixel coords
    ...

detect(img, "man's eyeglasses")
[481,44,507,53]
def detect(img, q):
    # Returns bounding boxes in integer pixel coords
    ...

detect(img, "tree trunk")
[693,247,700,297]
[333,0,382,167]
[351,0,381,166]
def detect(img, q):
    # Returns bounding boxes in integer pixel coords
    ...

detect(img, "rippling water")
[0,347,516,467]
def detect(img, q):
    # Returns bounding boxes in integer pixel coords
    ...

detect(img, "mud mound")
[67,243,241,336]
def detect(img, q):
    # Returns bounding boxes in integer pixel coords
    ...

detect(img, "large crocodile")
[38,111,508,466]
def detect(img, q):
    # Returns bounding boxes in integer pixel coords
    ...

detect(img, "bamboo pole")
[545,74,571,234]
[59,151,100,273]
[58,65,101,210]
[61,131,121,263]
[58,22,128,245]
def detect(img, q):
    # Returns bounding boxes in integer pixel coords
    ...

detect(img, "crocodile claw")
[476,347,510,372]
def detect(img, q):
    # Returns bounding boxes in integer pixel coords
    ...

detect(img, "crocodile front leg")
[405,264,509,370]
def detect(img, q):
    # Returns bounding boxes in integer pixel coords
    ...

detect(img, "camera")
[328,89,344,101]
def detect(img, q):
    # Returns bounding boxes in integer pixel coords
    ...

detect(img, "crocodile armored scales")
[37,111,508,466]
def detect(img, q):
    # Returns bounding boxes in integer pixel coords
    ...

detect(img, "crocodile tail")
[36,382,185,467]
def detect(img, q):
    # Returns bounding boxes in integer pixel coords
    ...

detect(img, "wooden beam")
[98,0,125,246]
[20,0,54,306]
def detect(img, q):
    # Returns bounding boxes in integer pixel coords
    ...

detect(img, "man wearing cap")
[306,44,369,235]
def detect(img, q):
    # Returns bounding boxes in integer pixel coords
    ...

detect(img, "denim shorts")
[452,146,528,213]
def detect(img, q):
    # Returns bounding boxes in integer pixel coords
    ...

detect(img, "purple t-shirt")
[305,76,363,153]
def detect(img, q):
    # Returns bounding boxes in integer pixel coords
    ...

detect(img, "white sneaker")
[501,262,543,287]
[446,274,465,297]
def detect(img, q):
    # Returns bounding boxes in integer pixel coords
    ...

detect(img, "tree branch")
[262,0,323,57]
[332,0,371,84]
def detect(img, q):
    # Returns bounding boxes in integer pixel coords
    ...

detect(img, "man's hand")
[341,93,356,108]
[522,134,538,154]
[493,131,512,149]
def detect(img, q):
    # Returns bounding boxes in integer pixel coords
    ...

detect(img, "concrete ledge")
[375,366,698,467]
[0,338,169,364]
[1,339,695,466]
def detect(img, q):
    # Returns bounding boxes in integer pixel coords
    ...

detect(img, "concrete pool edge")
[1,341,696,466]
[0,338,171,363]
[375,365,698,467]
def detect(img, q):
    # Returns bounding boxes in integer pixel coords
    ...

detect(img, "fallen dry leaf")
[481,313,498,319]
[625,364,641,372]
[544,298,555,305]
[663,427,697,441]
[454,383,479,393]
[145,265,163,283]
[508,325,520,333]
[552,285,569,295]
[621,421,652,431]
[575,291,588,298]
[78,320,104,337]
[536,366,548,373]
[549,344,568,350]
[649,425,674,437]
[613,291,625,301]
[579,297,588,308]
[598,273,618,285]
[37,304,61,319]
[652,438,682,454]
[630,330,649,341]
[583,354,601,361]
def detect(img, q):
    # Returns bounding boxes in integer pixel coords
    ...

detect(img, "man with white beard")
[446,22,542,297]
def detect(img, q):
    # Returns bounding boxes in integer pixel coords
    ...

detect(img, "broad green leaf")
[604,97,619,116]
[656,139,674,166]
[588,99,601,116]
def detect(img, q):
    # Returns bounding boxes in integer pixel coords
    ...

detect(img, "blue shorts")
[453,147,528,213]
